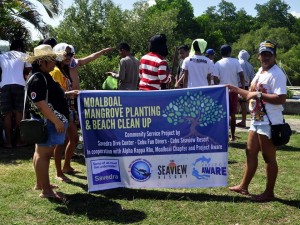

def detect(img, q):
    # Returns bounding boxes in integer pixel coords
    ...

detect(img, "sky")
[56,0,300,19]
[5,0,300,41]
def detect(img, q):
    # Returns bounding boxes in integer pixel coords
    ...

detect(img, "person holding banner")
[139,34,172,90]
[227,40,287,202]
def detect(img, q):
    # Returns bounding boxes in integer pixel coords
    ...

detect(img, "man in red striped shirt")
[139,34,172,90]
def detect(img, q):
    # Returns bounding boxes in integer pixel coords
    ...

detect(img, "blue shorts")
[37,120,68,147]
[249,124,271,139]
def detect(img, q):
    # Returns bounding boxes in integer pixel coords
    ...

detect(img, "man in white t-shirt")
[0,40,31,148]
[181,39,213,88]
[215,44,245,141]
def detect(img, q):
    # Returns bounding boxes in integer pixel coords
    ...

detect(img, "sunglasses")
[65,52,74,57]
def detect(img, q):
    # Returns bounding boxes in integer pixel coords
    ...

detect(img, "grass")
[0,132,299,225]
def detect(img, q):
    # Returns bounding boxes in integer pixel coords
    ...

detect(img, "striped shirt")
[139,52,170,90]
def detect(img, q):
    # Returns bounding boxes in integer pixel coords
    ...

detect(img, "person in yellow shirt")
[51,43,113,182]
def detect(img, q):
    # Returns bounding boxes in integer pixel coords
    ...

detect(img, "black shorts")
[0,84,25,114]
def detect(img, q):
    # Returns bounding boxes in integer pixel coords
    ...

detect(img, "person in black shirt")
[25,44,78,200]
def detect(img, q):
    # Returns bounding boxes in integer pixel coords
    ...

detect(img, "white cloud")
[148,0,156,6]
[291,11,300,18]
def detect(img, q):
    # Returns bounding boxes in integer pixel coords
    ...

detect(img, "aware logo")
[192,156,227,180]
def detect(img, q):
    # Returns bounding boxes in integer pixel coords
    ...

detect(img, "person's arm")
[207,73,212,85]
[76,47,114,66]
[175,70,184,88]
[238,71,245,89]
[183,70,188,88]
[34,101,65,133]
[69,67,80,90]
[227,85,286,104]
[24,67,32,80]
[106,59,125,80]
[213,76,220,85]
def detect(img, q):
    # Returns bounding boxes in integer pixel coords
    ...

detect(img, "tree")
[255,0,297,31]
[232,26,300,85]
[148,0,198,42]
[0,0,62,41]
[52,0,118,53]
[195,1,255,48]
[162,91,226,139]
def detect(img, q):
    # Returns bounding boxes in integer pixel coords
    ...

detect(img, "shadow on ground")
[55,193,146,224]
[99,188,300,209]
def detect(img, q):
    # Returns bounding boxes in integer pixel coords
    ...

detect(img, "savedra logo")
[129,159,152,182]
[192,156,227,180]
[157,160,188,179]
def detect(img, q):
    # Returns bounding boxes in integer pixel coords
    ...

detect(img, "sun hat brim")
[23,52,65,63]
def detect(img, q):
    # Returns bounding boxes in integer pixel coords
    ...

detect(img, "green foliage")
[48,0,300,89]
[232,26,300,86]
[286,88,294,99]
[77,54,119,90]
[149,0,198,41]
[255,0,296,30]
[280,44,300,86]
[0,0,62,41]
[162,91,226,126]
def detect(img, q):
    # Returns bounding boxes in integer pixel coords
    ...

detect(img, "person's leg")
[34,144,63,199]
[14,111,24,146]
[229,131,260,194]
[54,144,71,182]
[1,85,13,148]
[3,112,13,148]
[63,121,79,173]
[240,101,247,124]
[229,92,238,141]
[254,134,277,201]
[230,113,236,141]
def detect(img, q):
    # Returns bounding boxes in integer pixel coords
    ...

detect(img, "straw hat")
[24,44,64,63]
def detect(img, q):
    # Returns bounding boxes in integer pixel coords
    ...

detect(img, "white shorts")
[249,124,271,139]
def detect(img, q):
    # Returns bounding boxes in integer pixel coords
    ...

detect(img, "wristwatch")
[257,91,262,99]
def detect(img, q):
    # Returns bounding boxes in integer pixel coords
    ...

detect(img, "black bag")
[271,123,292,146]
[19,119,48,144]
[20,73,48,144]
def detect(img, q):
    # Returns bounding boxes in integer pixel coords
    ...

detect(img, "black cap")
[220,44,232,56]
[259,40,276,55]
